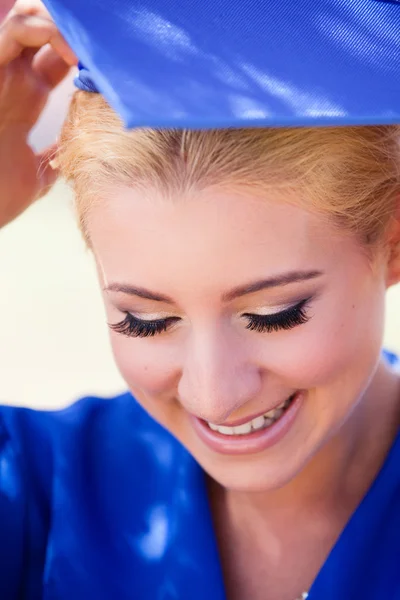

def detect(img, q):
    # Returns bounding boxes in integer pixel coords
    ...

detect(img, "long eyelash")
[244,298,311,333]
[109,314,178,338]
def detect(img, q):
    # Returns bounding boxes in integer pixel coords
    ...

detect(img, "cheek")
[110,335,180,396]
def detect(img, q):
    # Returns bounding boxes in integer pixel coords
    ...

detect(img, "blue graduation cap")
[42,0,400,129]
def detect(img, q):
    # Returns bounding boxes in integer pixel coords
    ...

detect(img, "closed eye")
[243,298,311,333]
[109,297,311,338]
[109,313,180,338]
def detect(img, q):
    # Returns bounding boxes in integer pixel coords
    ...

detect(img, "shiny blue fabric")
[0,395,225,599]
[0,357,400,598]
[42,0,400,129]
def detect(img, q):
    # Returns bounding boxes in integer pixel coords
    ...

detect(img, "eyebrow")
[104,270,323,303]
[104,284,173,303]
[222,270,323,302]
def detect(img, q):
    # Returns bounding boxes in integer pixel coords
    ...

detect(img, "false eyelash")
[110,298,311,339]
[243,298,310,333]
[109,314,179,338]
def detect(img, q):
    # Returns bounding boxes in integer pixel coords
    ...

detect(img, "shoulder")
[0,392,188,505]
[0,393,194,598]
[0,393,145,500]
[0,391,179,466]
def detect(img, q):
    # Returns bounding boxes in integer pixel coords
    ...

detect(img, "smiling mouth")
[205,393,297,436]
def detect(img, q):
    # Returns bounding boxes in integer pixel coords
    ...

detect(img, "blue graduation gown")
[0,354,399,599]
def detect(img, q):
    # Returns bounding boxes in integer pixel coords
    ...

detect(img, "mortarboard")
[42,0,400,129]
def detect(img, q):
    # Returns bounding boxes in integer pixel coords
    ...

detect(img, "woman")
[0,4,400,600]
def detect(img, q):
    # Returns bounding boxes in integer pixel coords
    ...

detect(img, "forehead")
[88,185,354,289]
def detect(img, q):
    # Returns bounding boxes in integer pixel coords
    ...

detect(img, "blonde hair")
[58,92,400,247]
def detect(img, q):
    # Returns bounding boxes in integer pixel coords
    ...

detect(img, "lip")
[189,391,304,456]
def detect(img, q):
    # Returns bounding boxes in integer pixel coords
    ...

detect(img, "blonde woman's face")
[89,186,388,491]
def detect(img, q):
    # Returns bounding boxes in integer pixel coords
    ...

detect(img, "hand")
[0,0,77,228]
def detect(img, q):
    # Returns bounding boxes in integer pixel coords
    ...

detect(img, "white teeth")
[251,415,265,431]
[218,425,235,435]
[233,422,252,435]
[207,395,296,436]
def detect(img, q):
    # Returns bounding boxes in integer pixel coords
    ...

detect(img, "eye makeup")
[109,314,180,338]
[109,297,312,339]
[242,297,311,333]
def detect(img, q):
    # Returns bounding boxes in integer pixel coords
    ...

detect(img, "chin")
[196,453,308,493]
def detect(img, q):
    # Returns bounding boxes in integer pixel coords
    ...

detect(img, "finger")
[0,14,77,66]
[0,1,15,22]
[33,44,71,88]
[12,0,52,19]
[20,46,40,61]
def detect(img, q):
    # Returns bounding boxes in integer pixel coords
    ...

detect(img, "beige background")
[1,75,399,410]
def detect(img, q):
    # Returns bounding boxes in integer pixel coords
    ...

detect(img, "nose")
[177,326,262,424]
